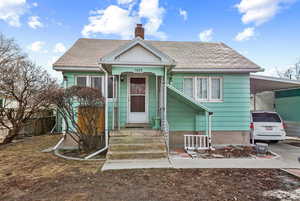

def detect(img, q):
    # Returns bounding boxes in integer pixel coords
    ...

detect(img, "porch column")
[163,67,167,131]
[118,74,121,130]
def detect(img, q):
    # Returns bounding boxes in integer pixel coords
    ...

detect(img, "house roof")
[53,38,262,72]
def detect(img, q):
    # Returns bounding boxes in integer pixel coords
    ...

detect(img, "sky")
[0,0,299,80]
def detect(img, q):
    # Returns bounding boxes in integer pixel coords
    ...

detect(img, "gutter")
[84,64,109,159]
[172,68,263,73]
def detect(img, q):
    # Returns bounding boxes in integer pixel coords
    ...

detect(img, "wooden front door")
[128,76,148,123]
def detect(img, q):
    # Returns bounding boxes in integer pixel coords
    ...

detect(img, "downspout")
[208,111,213,149]
[164,67,167,130]
[52,75,68,151]
[85,64,109,159]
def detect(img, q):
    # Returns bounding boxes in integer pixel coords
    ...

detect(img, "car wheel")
[270,140,279,144]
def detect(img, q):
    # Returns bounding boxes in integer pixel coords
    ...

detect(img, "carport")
[250,74,300,137]
[250,74,300,111]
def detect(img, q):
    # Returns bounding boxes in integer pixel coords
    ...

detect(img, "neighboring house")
[53,24,262,149]
[275,88,300,137]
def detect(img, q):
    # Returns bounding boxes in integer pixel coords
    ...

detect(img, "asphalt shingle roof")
[53,38,261,70]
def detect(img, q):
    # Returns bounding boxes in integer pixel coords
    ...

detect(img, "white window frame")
[75,75,117,100]
[209,77,223,102]
[196,76,209,101]
[108,76,117,101]
[183,76,223,102]
[183,77,194,98]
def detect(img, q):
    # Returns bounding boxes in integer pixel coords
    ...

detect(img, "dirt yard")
[0,135,300,201]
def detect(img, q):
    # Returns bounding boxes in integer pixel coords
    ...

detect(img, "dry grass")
[1,135,300,201]
[0,135,102,184]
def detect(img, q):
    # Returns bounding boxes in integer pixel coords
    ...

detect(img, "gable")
[115,44,161,63]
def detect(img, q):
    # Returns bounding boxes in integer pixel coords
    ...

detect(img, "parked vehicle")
[250,111,286,143]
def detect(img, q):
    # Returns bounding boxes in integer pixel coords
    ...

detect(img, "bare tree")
[277,59,300,80]
[0,33,57,144]
[49,86,105,153]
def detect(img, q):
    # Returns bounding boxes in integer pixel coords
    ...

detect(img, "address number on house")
[134,68,143,73]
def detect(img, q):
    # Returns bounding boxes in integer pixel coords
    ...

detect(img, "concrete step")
[107,150,167,160]
[110,136,165,144]
[109,143,166,152]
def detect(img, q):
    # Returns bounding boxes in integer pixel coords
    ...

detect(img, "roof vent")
[135,24,144,39]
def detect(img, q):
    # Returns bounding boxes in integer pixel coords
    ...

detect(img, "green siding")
[169,73,250,131]
[63,71,158,130]
[275,96,300,121]
[275,88,300,98]
[62,71,251,132]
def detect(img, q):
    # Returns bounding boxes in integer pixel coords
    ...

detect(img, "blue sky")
[0,0,299,79]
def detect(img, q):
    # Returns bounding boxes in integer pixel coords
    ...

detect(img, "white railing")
[162,119,170,154]
[184,135,209,151]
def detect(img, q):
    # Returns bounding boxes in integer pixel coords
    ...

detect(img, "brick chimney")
[135,24,144,39]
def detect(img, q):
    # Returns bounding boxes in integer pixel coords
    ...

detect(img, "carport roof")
[250,75,300,94]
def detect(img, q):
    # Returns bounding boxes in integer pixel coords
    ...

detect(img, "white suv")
[250,111,287,143]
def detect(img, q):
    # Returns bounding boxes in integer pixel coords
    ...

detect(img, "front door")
[128,76,148,123]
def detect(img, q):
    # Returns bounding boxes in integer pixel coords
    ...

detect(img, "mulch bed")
[286,142,300,148]
[197,145,274,159]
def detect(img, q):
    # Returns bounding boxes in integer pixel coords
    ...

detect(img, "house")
[53,24,262,153]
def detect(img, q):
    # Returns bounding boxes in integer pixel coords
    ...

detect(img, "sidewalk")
[101,142,300,171]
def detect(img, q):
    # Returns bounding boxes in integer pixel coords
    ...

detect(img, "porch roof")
[167,85,210,112]
[250,74,300,94]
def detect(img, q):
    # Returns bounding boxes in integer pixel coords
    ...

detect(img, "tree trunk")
[1,128,20,144]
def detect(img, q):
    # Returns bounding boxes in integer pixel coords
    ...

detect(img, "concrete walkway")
[102,159,172,171]
[102,142,300,171]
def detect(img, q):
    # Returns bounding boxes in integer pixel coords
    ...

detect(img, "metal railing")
[162,119,170,154]
[184,135,209,151]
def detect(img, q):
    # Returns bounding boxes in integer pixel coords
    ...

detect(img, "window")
[108,76,117,99]
[252,113,281,123]
[184,78,193,97]
[75,75,117,99]
[197,78,208,100]
[211,78,222,100]
[183,76,223,102]
[76,76,87,87]
[0,99,3,108]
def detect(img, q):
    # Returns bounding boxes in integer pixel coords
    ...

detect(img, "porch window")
[108,76,117,99]
[76,76,87,87]
[75,75,117,99]
[76,75,103,96]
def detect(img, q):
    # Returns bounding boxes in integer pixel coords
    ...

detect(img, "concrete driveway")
[269,141,300,167]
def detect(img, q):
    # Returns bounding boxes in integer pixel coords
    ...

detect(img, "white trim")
[127,75,149,123]
[53,66,100,71]
[172,68,262,73]
[99,37,176,65]
[250,74,300,84]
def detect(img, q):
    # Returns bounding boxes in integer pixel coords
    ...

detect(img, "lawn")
[0,135,299,201]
